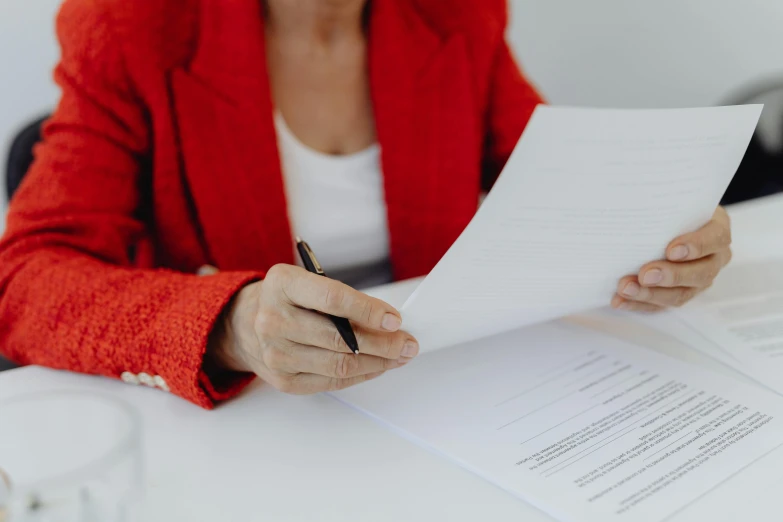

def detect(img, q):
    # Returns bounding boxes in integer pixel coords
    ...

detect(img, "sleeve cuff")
[198,367,255,404]
[144,270,263,409]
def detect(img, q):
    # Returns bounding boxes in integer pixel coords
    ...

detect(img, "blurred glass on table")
[0,392,142,522]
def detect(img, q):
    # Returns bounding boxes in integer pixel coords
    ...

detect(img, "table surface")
[2,193,783,522]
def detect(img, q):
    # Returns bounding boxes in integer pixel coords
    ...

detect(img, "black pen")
[295,237,360,354]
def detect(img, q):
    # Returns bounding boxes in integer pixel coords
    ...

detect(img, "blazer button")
[138,372,155,387]
[121,372,140,385]
[153,375,170,392]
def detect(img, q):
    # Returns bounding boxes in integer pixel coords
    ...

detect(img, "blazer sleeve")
[481,3,545,190]
[0,0,258,409]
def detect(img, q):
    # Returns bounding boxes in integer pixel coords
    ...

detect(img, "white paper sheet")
[332,321,783,522]
[401,105,762,352]
[667,259,783,394]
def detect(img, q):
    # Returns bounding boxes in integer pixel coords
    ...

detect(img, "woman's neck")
[264,0,368,46]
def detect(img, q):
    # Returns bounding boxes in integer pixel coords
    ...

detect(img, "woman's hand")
[612,207,732,312]
[209,264,418,394]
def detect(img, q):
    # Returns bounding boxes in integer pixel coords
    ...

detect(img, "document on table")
[401,105,762,352]
[666,259,783,395]
[333,321,783,522]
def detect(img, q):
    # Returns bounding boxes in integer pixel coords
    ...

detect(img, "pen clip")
[297,238,324,275]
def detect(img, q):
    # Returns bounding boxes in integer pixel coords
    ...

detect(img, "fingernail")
[402,340,419,358]
[622,282,640,297]
[668,245,689,261]
[397,357,413,365]
[381,314,402,331]
[642,269,663,285]
[619,302,633,311]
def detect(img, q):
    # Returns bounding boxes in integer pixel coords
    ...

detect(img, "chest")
[138,30,487,280]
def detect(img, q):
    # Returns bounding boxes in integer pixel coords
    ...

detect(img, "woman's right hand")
[209,264,419,394]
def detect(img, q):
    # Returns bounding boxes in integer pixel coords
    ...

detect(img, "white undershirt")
[274,113,391,283]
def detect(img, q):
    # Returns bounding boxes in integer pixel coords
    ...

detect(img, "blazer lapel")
[169,0,293,271]
[167,0,476,277]
[369,0,478,280]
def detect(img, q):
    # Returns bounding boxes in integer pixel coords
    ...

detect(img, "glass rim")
[0,390,141,498]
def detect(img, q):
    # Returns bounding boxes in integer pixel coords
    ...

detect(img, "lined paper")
[401,105,762,352]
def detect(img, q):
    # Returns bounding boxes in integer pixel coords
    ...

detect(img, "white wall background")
[1,0,782,233]
[509,0,783,108]
[0,0,62,234]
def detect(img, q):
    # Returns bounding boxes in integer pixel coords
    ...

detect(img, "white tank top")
[274,113,392,287]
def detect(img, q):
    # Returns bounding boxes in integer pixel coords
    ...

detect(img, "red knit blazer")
[0,0,542,408]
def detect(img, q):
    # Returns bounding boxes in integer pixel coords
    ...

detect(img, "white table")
[2,194,783,522]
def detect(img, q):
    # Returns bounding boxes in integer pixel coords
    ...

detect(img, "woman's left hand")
[612,207,732,312]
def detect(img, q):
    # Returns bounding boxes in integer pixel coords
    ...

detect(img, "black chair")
[1,115,48,371]
[721,78,783,205]
[5,115,48,202]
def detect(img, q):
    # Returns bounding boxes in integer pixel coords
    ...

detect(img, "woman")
[0,0,732,409]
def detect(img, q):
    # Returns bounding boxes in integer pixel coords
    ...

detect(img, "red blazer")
[0,0,542,408]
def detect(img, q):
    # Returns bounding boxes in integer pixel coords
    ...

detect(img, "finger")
[283,371,386,395]
[197,264,219,276]
[610,295,665,313]
[283,343,409,378]
[665,207,731,261]
[638,250,730,288]
[270,264,403,332]
[285,308,419,360]
[616,276,699,307]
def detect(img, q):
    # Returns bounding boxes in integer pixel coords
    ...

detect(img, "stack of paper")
[333,106,783,522]
[334,322,783,522]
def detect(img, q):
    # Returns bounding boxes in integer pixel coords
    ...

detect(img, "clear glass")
[0,391,143,522]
